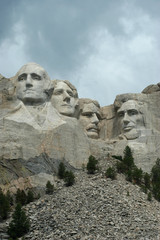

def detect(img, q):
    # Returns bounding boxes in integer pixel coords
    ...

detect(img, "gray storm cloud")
[0,0,160,105]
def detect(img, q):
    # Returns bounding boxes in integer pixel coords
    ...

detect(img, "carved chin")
[60,110,74,116]
[124,129,140,140]
[86,130,99,139]
[59,106,75,116]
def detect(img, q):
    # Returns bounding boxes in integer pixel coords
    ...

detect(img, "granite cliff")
[0,63,160,194]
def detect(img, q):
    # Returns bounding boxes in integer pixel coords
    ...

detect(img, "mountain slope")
[23,158,160,240]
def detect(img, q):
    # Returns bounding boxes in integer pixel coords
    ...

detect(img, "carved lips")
[86,124,99,133]
[122,124,135,132]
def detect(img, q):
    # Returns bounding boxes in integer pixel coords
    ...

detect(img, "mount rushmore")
[0,62,160,193]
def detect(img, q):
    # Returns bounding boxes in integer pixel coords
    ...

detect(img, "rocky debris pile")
[19,158,160,240]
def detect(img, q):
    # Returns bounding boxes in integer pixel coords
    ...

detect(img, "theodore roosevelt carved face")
[117,100,145,139]
[78,99,101,139]
[16,63,51,105]
[51,80,78,117]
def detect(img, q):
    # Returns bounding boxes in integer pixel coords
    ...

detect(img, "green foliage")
[0,189,10,220]
[8,203,30,239]
[112,155,123,161]
[115,146,134,176]
[15,189,34,205]
[105,149,160,203]
[6,190,13,206]
[151,158,160,184]
[144,172,151,189]
[151,158,160,201]
[123,146,134,170]
[105,167,116,180]
[64,170,75,186]
[116,161,127,173]
[152,184,160,201]
[140,185,148,194]
[132,167,143,185]
[27,190,34,204]
[87,155,98,174]
[147,192,152,201]
[125,169,133,182]
[58,162,66,179]
[15,189,27,206]
[46,181,54,194]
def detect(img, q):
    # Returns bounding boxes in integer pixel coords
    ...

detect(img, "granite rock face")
[1,62,160,192]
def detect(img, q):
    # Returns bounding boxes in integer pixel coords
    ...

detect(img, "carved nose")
[91,113,99,124]
[63,91,70,101]
[26,75,33,87]
[123,113,130,123]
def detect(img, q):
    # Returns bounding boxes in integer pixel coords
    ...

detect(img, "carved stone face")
[79,102,101,139]
[51,81,78,117]
[16,63,50,105]
[117,100,145,138]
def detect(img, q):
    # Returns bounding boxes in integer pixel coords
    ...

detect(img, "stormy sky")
[0,0,160,106]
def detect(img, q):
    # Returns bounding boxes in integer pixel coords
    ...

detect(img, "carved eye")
[54,90,63,95]
[96,113,101,120]
[67,91,74,97]
[31,74,41,80]
[18,74,26,81]
[83,112,93,118]
[128,110,138,116]
[118,112,124,117]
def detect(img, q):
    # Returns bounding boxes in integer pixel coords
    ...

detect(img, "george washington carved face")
[16,63,50,105]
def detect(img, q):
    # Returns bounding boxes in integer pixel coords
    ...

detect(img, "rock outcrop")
[1,62,160,193]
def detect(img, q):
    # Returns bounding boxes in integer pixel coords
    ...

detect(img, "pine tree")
[144,172,151,189]
[147,192,152,201]
[15,189,27,206]
[64,171,75,186]
[6,190,13,206]
[58,162,66,179]
[105,167,116,180]
[151,158,160,201]
[27,190,34,204]
[0,189,10,220]
[116,161,127,173]
[151,158,160,183]
[8,203,30,239]
[87,155,98,174]
[123,146,134,170]
[46,181,54,194]
[132,166,143,185]
[125,169,133,182]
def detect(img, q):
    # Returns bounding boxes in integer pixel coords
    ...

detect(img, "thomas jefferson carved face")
[79,102,101,139]
[16,63,50,105]
[117,100,145,139]
[51,81,78,117]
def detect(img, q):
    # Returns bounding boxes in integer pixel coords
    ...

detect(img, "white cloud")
[0,1,159,108]
[72,7,160,106]
[0,20,29,77]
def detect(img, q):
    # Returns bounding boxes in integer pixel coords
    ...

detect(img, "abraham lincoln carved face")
[117,100,145,139]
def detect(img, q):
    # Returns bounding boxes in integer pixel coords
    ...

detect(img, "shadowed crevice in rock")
[0,158,32,185]
[0,152,75,186]
[19,152,76,176]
